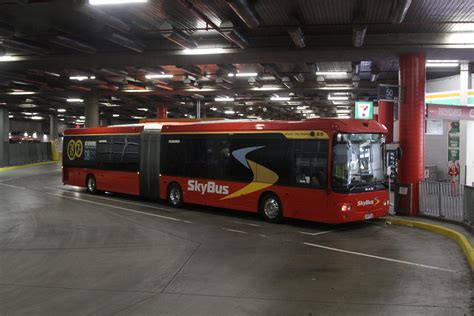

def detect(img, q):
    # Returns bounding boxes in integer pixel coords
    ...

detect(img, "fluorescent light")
[328,95,349,101]
[79,116,85,119]
[102,102,120,107]
[270,96,291,101]
[131,116,145,119]
[224,110,235,114]
[451,23,474,32]
[60,118,64,121]
[89,0,147,5]
[183,48,224,55]
[426,62,459,68]
[31,116,43,120]
[215,97,235,102]
[332,101,350,105]
[0,55,22,62]
[113,114,120,117]
[67,98,84,103]
[137,108,149,111]
[45,71,60,77]
[319,86,353,90]
[8,115,13,118]
[235,72,258,77]
[8,91,36,95]
[145,74,174,79]
[316,71,348,76]
[187,88,216,92]
[123,89,149,93]
[57,109,66,113]
[210,107,217,111]
[69,76,89,81]
[252,86,282,91]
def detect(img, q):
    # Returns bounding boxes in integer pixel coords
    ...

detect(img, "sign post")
[355,101,373,119]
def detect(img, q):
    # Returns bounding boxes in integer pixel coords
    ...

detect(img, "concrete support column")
[196,100,201,119]
[0,107,9,167]
[378,101,394,143]
[157,105,167,119]
[398,53,426,215]
[50,114,59,140]
[459,62,473,186]
[85,94,99,128]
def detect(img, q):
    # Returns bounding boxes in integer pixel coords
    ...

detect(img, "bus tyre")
[167,183,183,208]
[259,193,283,223]
[86,175,97,194]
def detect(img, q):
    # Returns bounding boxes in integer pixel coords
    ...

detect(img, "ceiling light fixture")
[215,97,235,102]
[145,74,173,79]
[57,109,66,113]
[315,71,348,76]
[30,116,43,120]
[183,48,224,55]
[8,91,36,95]
[113,114,120,117]
[224,110,235,114]
[66,98,84,103]
[89,0,147,5]
[270,96,291,101]
[235,72,258,77]
[328,95,349,101]
[137,108,149,111]
[0,55,22,62]
[426,62,460,68]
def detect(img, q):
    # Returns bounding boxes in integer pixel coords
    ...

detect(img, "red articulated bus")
[63,118,389,224]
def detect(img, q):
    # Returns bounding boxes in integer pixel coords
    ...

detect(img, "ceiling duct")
[220,20,248,49]
[108,33,146,52]
[76,6,131,33]
[215,77,233,89]
[226,0,260,28]
[160,22,198,49]
[352,24,367,47]
[288,19,305,48]
[3,38,47,55]
[51,35,96,54]
[389,0,412,24]
[293,73,305,83]
[178,65,202,77]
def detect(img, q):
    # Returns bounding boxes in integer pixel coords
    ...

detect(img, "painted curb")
[377,217,474,271]
[0,161,59,172]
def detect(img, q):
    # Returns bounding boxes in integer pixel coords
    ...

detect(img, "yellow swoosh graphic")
[221,159,279,200]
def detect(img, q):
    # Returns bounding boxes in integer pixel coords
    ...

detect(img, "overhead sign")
[427,104,474,121]
[378,84,400,102]
[355,101,373,119]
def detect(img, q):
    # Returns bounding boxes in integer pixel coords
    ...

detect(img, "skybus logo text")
[187,180,229,195]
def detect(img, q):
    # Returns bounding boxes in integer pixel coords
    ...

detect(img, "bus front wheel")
[86,175,97,194]
[259,193,283,223]
[167,183,183,208]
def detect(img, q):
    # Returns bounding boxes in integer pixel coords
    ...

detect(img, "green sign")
[355,101,373,119]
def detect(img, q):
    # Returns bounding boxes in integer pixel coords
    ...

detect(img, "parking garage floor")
[0,163,472,315]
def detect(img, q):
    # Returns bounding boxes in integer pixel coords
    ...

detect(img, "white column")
[459,62,473,186]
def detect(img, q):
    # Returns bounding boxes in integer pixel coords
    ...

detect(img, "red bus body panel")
[64,167,140,196]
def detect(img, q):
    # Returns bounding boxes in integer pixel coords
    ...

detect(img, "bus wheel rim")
[264,198,279,219]
[88,178,95,191]
[170,187,180,204]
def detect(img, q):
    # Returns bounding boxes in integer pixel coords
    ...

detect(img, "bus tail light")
[341,203,352,212]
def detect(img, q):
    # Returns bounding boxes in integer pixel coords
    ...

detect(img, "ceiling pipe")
[160,22,198,49]
[389,0,412,24]
[226,0,260,28]
[293,73,305,83]
[179,0,248,49]
[108,33,146,53]
[219,20,248,49]
[51,35,96,54]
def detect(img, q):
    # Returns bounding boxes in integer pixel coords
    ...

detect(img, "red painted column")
[398,53,426,216]
[157,105,167,119]
[378,101,394,143]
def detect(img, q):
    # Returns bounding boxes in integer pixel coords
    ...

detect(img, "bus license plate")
[364,213,374,220]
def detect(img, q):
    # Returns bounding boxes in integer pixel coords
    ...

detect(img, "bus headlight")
[341,203,352,212]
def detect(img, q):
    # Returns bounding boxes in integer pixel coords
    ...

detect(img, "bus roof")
[161,118,387,134]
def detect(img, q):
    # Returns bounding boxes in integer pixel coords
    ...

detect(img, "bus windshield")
[332,133,386,192]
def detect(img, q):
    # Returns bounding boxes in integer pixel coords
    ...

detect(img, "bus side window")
[293,140,328,188]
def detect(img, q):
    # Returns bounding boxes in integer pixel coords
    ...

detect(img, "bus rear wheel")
[86,175,97,194]
[259,193,283,223]
[167,183,183,208]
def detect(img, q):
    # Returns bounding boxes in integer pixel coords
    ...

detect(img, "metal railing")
[419,181,466,223]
